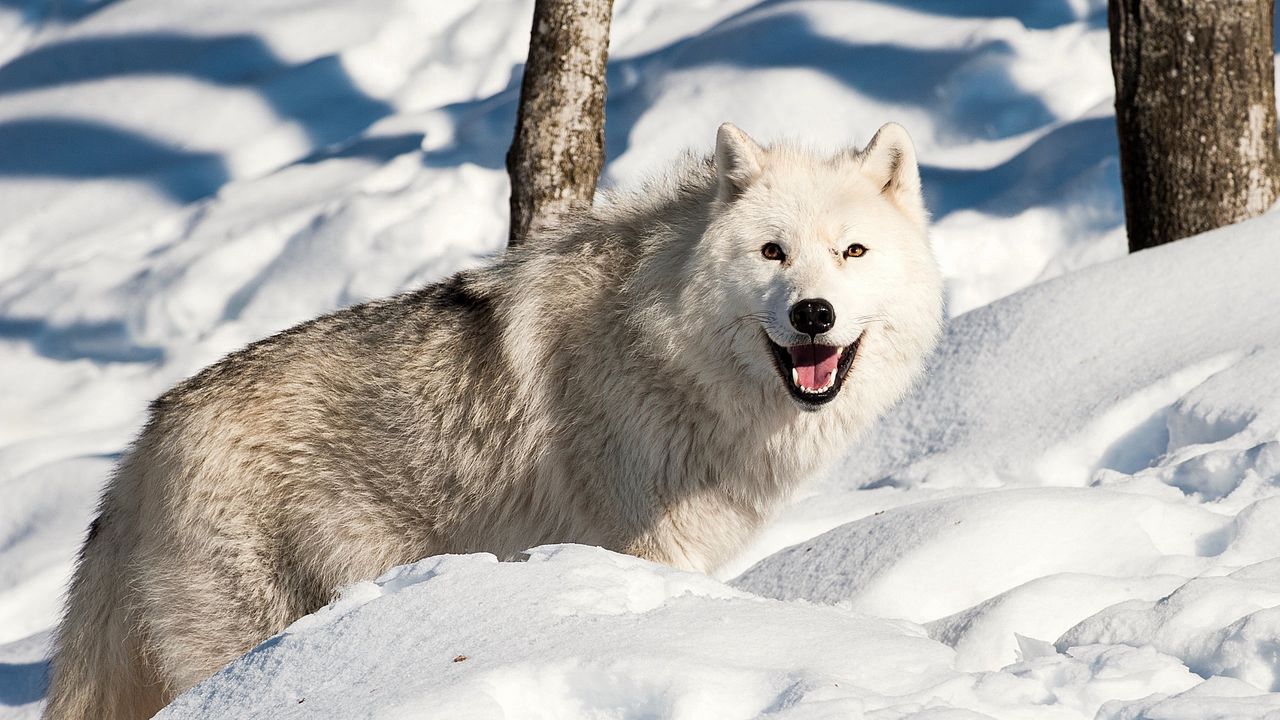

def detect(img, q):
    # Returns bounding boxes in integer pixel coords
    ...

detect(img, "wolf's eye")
[761,243,786,261]
[844,243,868,259]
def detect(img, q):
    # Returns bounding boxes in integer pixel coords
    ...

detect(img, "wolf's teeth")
[791,368,799,386]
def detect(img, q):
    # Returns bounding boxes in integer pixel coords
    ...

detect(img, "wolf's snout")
[789,298,835,336]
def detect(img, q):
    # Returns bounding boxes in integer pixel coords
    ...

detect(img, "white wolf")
[45,122,943,719]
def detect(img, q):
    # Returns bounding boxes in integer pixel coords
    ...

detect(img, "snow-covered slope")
[2,0,1277,717]
[156,546,1208,720]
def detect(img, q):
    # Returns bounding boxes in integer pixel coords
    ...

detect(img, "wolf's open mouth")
[766,335,860,408]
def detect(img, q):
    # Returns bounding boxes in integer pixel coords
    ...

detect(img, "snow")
[1,0,1278,718]
[149,547,1204,720]
[158,546,959,719]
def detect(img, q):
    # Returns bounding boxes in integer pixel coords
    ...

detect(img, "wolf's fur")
[45,123,943,719]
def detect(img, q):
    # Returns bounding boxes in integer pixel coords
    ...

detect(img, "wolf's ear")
[859,123,926,227]
[715,122,764,202]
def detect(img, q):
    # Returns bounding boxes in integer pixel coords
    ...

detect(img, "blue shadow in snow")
[0,661,47,707]
[0,316,165,363]
[870,0,1102,30]
[0,32,393,201]
[0,32,393,146]
[297,132,426,166]
[420,71,522,172]
[659,11,1055,142]
[919,116,1119,219]
[423,8,1057,173]
[0,118,228,202]
[0,0,122,24]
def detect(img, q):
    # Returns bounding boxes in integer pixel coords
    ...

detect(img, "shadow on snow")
[423,4,1105,224]
[0,31,392,200]
[0,0,122,25]
[0,660,47,708]
[0,316,166,363]
[0,118,228,202]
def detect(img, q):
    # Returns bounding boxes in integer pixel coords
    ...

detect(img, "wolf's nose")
[789,298,836,336]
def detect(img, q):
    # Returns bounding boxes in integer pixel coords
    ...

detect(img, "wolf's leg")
[136,526,304,696]
[45,513,167,720]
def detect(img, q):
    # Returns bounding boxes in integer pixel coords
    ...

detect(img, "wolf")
[44,122,943,719]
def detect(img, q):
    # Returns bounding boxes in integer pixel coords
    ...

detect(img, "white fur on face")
[699,127,942,408]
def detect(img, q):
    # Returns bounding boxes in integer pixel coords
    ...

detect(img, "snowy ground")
[1,0,1277,718]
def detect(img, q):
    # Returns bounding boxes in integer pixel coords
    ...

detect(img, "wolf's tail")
[44,511,164,720]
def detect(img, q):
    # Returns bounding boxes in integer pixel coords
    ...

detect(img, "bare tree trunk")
[506,0,613,246]
[1109,0,1280,252]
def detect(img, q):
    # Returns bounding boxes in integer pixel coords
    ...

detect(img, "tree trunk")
[506,0,613,246]
[1109,0,1280,252]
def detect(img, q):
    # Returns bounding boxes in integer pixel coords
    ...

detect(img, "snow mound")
[1059,558,1280,693]
[160,545,1207,720]
[733,488,1224,618]
[1097,676,1280,720]
[158,545,959,720]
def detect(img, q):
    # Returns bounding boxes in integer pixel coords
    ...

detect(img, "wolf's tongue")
[788,344,841,391]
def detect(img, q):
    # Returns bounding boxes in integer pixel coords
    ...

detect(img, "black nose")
[789,298,836,336]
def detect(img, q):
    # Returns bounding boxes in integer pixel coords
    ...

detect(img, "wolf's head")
[691,122,943,414]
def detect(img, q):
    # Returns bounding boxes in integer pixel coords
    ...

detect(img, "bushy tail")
[44,515,164,720]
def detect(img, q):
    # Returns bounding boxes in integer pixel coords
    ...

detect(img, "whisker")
[849,313,888,325]
[713,312,771,339]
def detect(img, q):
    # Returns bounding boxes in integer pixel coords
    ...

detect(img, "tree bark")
[1109,0,1280,252]
[506,0,613,246]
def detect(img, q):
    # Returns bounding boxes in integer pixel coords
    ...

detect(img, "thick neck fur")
[461,151,940,572]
